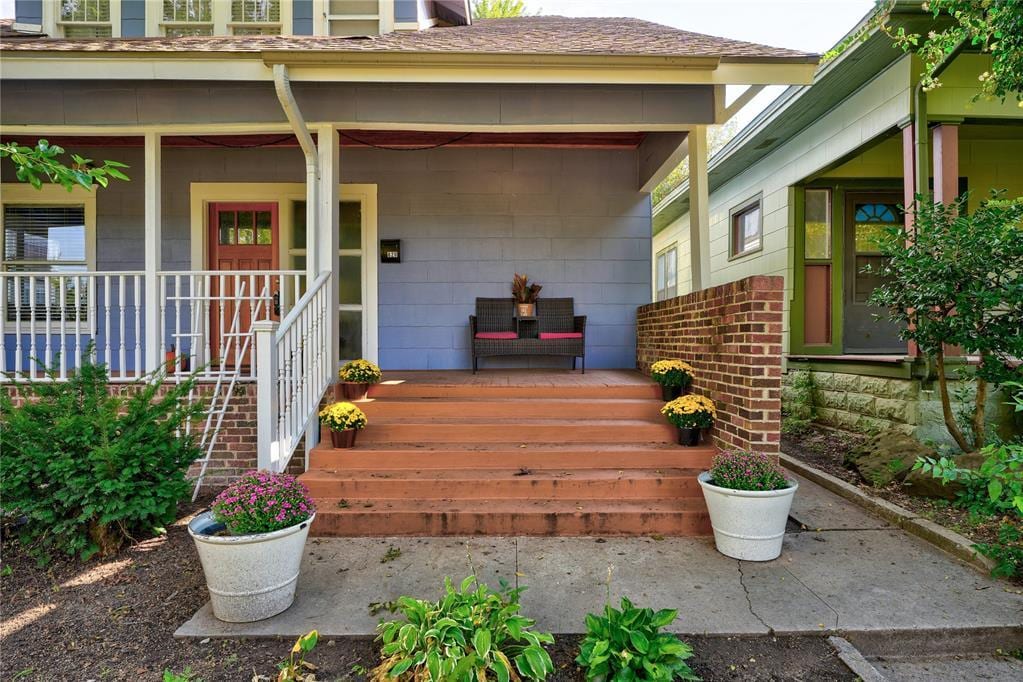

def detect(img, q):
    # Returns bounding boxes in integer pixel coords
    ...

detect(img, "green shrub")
[577,597,698,681]
[914,443,1023,517]
[373,575,554,682]
[0,353,205,561]
[975,523,1023,580]
[781,370,816,436]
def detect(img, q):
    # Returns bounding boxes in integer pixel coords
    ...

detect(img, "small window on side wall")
[730,196,762,258]
[655,244,677,302]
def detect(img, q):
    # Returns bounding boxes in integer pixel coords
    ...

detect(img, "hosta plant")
[339,359,382,384]
[660,395,716,429]
[650,360,695,388]
[576,597,698,681]
[373,575,555,682]
[210,471,314,535]
[318,401,368,432]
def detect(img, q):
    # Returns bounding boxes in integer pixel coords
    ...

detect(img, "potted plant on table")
[512,273,542,317]
[188,471,316,623]
[698,450,798,561]
[335,358,382,401]
[319,401,367,448]
[661,394,716,446]
[650,359,695,401]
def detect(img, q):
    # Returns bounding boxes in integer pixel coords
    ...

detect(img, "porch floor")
[176,472,1023,639]
[376,369,654,387]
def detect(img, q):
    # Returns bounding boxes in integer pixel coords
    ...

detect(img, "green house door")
[842,193,905,354]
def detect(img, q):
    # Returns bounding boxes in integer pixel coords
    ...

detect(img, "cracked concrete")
[177,475,1023,640]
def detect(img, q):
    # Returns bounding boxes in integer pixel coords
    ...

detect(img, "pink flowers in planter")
[709,450,791,492]
[211,470,315,535]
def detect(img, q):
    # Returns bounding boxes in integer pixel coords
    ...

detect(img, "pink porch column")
[932,123,960,205]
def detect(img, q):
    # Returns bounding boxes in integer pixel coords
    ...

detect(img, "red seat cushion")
[475,331,519,340]
[539,332,583,340]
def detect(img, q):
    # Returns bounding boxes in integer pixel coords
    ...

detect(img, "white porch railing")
[158,270,303,381]
[0,270,303,382]
[0,271,146,381]
[255,270,333,473]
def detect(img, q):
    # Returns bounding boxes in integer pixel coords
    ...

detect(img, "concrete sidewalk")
[177,474,1023,640]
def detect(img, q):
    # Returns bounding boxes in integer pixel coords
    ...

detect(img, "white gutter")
[272,63,318,281]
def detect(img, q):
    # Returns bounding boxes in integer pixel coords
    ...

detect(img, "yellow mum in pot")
[661,394,716,429]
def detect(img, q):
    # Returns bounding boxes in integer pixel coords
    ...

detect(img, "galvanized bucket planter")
[188,511,315,622]
[697,472,797,561]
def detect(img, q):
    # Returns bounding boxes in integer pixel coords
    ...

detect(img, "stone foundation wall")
[783,369,1018,445]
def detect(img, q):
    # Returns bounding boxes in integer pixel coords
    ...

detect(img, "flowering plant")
[338,359,382,384]
[318,401,368,432]
[211,471,314,535]
[650,360,695,387]
[709,450,790,491]
[661,395,716,429]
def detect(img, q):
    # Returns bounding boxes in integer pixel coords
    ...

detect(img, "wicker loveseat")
[470,297,586,373]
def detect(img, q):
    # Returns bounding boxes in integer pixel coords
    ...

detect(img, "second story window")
[59,0,112,37]
[231,0,281,34]
[162,0,213,37]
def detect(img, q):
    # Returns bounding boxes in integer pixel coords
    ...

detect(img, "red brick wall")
[636,275,784,453]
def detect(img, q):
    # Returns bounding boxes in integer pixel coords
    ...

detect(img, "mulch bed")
[783,424,1022,585]
[1,499,854,681]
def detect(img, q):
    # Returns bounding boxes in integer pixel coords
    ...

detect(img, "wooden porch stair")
[301,374,714,536]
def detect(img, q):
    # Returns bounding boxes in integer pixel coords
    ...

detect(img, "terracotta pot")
[516,303,535,317]
[677,427,702,447]
[330,429,358,449]
[334,382,369,401]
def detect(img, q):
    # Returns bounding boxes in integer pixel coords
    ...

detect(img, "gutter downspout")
[913,41,966,197]
[272,63,319,282]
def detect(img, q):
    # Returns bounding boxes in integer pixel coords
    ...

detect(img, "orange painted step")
[300,467,704,500]
[307,444,715,471]
[332,421,677,444]
[356,398,664,421]
[309,497,712,536]
[368,383,662,400]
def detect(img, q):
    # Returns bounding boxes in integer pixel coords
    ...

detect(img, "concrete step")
[300,467,705,499]
[327,420,678,444]
[310,497,712,536]
[307,444,715,470]
[356,398,665,421]
[368,382,662,400]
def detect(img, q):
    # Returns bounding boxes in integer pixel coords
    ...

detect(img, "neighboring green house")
[651,5,1023,444]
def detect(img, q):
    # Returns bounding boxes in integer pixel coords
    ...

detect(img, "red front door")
[207,202,279,367]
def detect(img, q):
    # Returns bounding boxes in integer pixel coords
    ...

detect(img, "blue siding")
[293,0,314,35]
[14,0,42,25]
[121,0,146,37]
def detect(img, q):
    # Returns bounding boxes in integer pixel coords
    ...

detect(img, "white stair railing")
[255,271,332,473]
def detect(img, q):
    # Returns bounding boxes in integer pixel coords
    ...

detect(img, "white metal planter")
[698,472,797,561]
[188,511,315,622]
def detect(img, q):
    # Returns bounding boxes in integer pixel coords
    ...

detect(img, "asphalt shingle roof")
[0,16,816,62]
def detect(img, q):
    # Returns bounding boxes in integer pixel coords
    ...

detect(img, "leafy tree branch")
[1,139,130,191]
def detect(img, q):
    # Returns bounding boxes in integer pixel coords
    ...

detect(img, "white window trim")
[48,0,122,37]
[188,182,379,364]
[728,193,764,260]
[145,0,291,36]
[0,183,98,331]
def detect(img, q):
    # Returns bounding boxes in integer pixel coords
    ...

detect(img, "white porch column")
[688,125,711,291]
[143,132,162,374]
[316,125,340,371]
[254,319,279,471]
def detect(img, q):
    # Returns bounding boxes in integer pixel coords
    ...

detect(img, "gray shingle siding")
[395,0,418,23]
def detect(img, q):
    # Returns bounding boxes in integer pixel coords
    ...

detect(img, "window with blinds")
[163,0,214,36]
[2,205,89,323]
[231,0,281,34]
[59,0,113,38]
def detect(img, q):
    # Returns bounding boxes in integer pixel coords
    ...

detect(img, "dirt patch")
[1,498,853,681]
[783,424,1022,584]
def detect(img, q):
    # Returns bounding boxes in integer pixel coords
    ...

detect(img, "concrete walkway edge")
[828,636,887,682]
[779,452,996,574]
